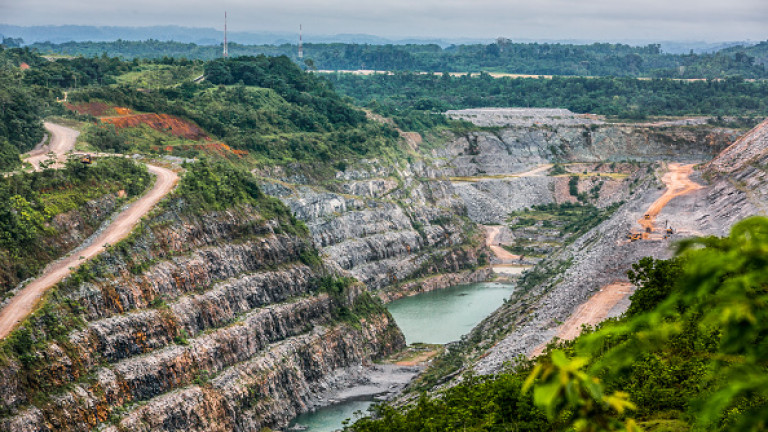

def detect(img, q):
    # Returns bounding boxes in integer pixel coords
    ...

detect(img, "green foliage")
[0,158,150,294]
[29,40,768,79]
[625,257,683,317]
[524,350,640,432]
[0,66,44,154]
[549,164,568,176]
[352,372,549,432]
[175,159,264,211]
[84,123,129,153]
[329,73,768,120]
[174,160,309,237]
[69,58,402,166]
[0,138,21,171]
[569,175,580,197]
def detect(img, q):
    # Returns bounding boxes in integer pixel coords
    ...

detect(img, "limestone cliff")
[258,161,489,300]
[0,196,404,431]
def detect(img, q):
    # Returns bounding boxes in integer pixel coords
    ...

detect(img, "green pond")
[287,281,515,431]
[386,281,515,345]
[288,399,374,432]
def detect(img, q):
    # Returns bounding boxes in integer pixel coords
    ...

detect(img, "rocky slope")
[0,196,404,431]
[446,118,768,376]
[432,111,739,225]
[257,160,489,300]
[700,118,768,232]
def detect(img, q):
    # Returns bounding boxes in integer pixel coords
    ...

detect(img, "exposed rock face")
[700,118,768,232]
[259,162,488,296]
[0,203,404,431]
[466,118,768,375]
[437,125,737,177]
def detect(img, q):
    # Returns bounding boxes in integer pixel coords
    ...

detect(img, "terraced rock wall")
[259,161,489,299]
[0,201,404,432]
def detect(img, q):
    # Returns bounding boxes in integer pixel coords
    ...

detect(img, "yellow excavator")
[80,154,92,164]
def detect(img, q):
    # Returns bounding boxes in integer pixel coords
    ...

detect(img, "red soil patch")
[113,107,133,115]
[19,62,30,70]
[101,113,208,141]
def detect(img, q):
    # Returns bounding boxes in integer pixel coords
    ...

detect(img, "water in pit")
[288,399,374,432]
[287,282,514,431]
[386,281,515,345]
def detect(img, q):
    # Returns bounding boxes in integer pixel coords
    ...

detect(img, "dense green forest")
[27,39,768,79]
[0,158,150,295]
[328,72,768,121]
[0,56,45,169]
[350,217,768,432]
[68,55,401,165]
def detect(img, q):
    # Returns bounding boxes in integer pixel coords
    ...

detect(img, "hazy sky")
[2,0,767,41]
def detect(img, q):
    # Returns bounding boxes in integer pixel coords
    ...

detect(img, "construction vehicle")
[80,154,92,165]
[629,233,643,242]
[643,214,651,220]
[666,227,674,235]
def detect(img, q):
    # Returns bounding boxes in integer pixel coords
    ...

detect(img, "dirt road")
[0,125,179,340]
[484,225,521,262]
[514,163,553,177]
[529,164,703,356]
[25,122,79,170]
[530,282,633,357]
[638,163,702,234]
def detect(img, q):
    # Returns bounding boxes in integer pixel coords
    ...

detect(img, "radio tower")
[223,11,229,58]
[298,24,303,59]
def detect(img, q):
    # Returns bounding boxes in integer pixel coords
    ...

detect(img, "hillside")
[23,39,768,79]
[1,38,767,432]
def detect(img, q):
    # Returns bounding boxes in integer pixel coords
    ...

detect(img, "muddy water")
[387,281,515,345]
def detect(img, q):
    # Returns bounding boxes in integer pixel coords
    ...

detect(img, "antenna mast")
[223,11,229,58]
[298,24,303,59]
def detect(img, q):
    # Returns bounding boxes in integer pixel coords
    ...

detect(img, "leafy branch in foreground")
[567,216,768,431]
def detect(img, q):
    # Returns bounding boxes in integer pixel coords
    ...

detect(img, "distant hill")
[0,24,488,47]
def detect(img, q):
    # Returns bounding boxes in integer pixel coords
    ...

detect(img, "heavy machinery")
[643,214,651,220]
[80,154,92,164]
[628,232,643,241]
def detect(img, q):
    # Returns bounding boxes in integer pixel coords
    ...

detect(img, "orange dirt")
[113,107,133,115]
[530,282,633,357]
[636,163,702,236]
[101,113,208,140]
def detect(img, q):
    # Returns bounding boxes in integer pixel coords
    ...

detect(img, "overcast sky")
[2,0,767,42]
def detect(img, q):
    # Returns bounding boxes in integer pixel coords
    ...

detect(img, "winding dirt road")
[0,124,178,340]
[530,163,704,356]
[25,122,79,170]
[484,225,521,262]
[638,163,702,234]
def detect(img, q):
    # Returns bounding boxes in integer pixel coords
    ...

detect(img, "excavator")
[80,154,92,164]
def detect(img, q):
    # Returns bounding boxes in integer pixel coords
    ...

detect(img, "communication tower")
[298,24,304,59]
[223,11,229,58]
